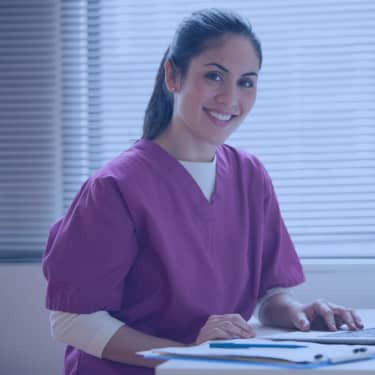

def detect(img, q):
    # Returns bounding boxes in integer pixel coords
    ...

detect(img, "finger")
[222,314,255,336]
[291,311,311,331]
[327,303,360,330]
[219,321,254,338]
[333,314,345,328]
[207,314,220,323]
[207,327,235,341]
[210,314,253,336]
[207,314,255,337]
[313,301,337,331]
[203,318,253,339]
[351,309,364,329]
[332,307,362,330]
[335,307,365,329]
[196,327,231,344]
[335,308,356,330]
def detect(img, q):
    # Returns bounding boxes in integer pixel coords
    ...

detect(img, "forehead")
[191,35,260,73]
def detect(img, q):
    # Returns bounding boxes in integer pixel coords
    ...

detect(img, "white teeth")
[208,110,232,121]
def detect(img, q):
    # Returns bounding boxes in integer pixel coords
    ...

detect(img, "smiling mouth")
[204,108,238,122]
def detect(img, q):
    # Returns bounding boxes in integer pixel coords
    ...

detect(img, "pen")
[209,342,307,349]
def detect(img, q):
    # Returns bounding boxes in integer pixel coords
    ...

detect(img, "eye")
[239,79,254,88]
[205,72,222,82]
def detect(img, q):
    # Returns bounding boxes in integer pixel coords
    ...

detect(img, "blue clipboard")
[144,353,375,370]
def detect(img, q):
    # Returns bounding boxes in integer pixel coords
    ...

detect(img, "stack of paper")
[139,339,375,368]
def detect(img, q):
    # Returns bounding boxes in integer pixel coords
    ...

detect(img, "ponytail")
[142,49,174,140]
[142,9,262,140]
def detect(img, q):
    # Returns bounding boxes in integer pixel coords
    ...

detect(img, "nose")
[215,82,239,111]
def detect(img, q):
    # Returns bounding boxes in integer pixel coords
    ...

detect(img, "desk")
[156,309,375,374]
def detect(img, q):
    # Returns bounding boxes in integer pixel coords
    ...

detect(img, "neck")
[153,122,216,162]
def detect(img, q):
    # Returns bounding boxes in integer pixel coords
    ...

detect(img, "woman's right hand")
[195,314,256,345]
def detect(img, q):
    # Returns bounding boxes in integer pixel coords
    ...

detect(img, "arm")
[103,312,257,365]
[51,310,256,368]
[257,167,363,332]
[50,310,184,368]
[50,310,124,358]
[254,287,292,320]
[258,292,305,329]
[102,324,185,368]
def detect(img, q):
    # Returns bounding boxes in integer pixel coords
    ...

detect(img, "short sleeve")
[257,168,305,299]
[43,176,138,313]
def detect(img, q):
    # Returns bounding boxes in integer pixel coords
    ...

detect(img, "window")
[1,0,374,260]
[0,1,61,261]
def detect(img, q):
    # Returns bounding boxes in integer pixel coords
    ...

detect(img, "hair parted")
[142,8,262,140]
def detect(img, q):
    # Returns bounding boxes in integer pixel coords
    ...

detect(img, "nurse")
[43,8,363,375]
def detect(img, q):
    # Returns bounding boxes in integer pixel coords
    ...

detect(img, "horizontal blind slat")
[58,0,375,257]
[0,1,60,256]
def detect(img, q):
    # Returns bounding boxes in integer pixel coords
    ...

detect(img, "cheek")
[243,91,257,111]
[184,90,208,113]
[181,81,206,106]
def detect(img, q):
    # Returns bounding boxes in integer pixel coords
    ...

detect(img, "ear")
[164,59,181,93]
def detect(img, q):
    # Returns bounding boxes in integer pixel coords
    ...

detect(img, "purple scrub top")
[43,139,305,374]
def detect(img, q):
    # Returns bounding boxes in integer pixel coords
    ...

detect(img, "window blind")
[0,1,61,261]
[62,0,373,257]
[2,0,374,260]
[231,1,375,257]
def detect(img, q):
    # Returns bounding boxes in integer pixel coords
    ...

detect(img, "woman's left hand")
[290,299,364,331]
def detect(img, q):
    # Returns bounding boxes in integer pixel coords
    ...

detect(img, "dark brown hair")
[142,8,262,140]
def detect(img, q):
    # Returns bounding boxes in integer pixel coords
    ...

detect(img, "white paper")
[139,338,375,364]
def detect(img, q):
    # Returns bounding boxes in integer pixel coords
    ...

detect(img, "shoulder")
[218,144,276,199]
[218,143,269,178]
[88,141,151,189]
[61,145,147,216]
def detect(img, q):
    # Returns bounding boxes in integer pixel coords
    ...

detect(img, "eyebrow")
[204,63,258,77]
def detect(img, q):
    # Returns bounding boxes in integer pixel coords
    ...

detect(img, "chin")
[214,128,237,145]
[207,134,231,146]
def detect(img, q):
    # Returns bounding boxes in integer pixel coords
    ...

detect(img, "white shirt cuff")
[49,310,124,358]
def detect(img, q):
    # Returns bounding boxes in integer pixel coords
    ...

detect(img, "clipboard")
[138,339,375,369]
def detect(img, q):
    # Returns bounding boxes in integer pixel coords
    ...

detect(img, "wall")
[0,261,373,375]
[1,264,64,375]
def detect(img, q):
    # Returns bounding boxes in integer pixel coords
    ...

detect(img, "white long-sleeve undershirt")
[49,155,292,358]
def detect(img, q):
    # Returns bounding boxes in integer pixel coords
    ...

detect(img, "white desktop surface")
[156,309,375,374]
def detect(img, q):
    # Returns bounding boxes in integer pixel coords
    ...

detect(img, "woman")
[43,8,363,375]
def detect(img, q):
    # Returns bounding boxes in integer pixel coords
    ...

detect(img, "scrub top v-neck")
[138,139,221,213]
[43,139,305,375]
